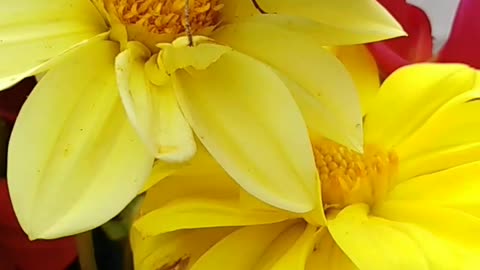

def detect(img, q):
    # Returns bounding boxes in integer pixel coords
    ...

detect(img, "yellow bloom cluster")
[5,0,480,269]
[132,57,480,269]
[1,0,403,239]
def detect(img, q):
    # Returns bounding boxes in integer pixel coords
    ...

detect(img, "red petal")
[0,180,77,270]
[437,0,480,68]
[367,43,410,78]
[368,0,433,75]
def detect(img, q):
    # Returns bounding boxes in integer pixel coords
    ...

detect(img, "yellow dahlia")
[132,57,480,269]
[2,0,403,239]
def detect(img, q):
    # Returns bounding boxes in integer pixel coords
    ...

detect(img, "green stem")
[75,231,98,270]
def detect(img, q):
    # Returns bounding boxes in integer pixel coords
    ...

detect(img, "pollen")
[106,0,224,36]
[313,139,398,211]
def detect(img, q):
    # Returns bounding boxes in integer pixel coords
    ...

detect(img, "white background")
[408,0,461,52]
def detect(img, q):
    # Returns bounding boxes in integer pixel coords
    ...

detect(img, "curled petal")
[115,41,196,162]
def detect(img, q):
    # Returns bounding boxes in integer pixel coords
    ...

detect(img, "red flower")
[368,0,480,77]
[0,180,77,270]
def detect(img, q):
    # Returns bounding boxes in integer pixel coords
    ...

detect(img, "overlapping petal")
[0,0,107,90]
[115,41,196,162]
[253,0,405,43]
[213,23,364,152]
[266,224,317,270]
[131,226,234,270]
[135,197,292,237]
[217,0,259,23]
[139,144,225,194]
[364,64,476,149]
[387,161,480,218]
[190,222,294,270]
[163,41,319,213]
[305,229,358,270]
[334,45,380,115]
[328,204,430,270]
[375,201,480,259]
[7,40,153,239]
[135,171,293,237]
[253,222,310,270]
[395,91,480,180]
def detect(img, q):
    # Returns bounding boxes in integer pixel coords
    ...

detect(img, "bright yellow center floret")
[105,0,224,36]
[313,139,398,211]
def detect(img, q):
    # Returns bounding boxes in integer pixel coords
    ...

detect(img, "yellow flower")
[2,0,403,239]
[131,52,480,269]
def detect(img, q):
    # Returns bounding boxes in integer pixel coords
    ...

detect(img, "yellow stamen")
[313,139,398,211]
[105,0,224,36]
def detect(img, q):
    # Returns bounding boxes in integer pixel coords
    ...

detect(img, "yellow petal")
[134,197,293,237]
[159,37,231,73]
[387,161,480,217]
[266,224,317,270]
[386,223,471,270]
[253,222,308,270]
[171,46,319,213]
[139,131,223,194]
[139,159,182,193]
[328,204,430,270]
[364,64,477,149]
[115,41,196,162]
[139,146,239,214]
[375,201,480,255]
[131,226,234,270]
[394,91,480,180]
[135,149,294,238]
[7,40,153,239]
[213,24,364,152]
[190,222,295,270]
[306,229,358,270]
[373,202,475,269]
[334,45,380,115]
[0,0,107,90]
[214,9,402,47]
[256,0,404,41]
[475,71,480,89]
[221,0,259,23]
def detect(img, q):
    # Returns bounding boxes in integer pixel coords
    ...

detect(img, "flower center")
[313,139,398,211]
[105,0,224,36]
